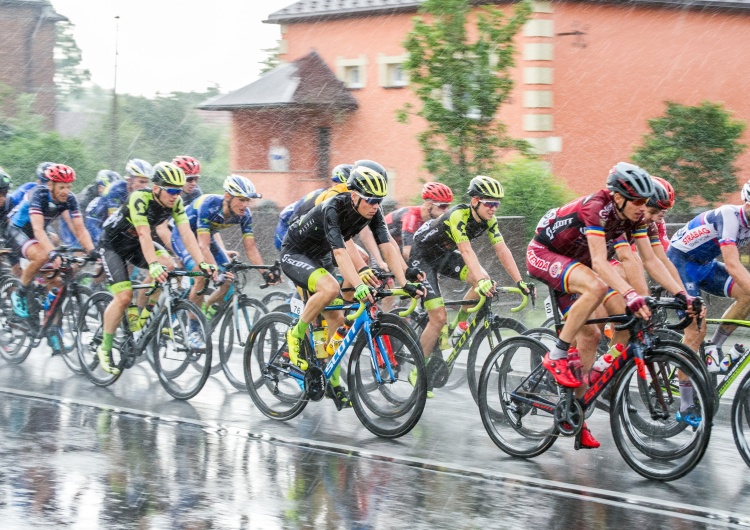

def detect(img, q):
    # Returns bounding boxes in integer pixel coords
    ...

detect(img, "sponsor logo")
[281,255,314,270]
[681,227,711,246]
[549,262,562,278]
[551,218,572,232]
[527,248,550,272]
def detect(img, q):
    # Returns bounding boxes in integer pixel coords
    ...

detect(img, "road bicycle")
[76,270,212,400]
[477,297,713,481]
[244,287,427,438]
[0,251,95,370]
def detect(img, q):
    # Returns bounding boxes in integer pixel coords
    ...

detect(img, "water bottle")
[705,346,722,374]
[127,304,141,332]
[587,354,614,385]
[326,325,349,357]
[312,323,328,359]
[451,321,468,346]
[567,349,583,383]
[720,343,746,372]
[42,288,59,311]
[607,343,626,358]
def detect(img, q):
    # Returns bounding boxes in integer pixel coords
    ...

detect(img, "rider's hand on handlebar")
[623,288,651,319]
[199,261,219,281]
[674,291,706,319]
[405,266,425,283]
[148,261,168,283]
[403,281,424,299]
[475,278,496,297]
[262,269,281,285]
[86,249,100,262]
[226,250,240,260]
[354,283,375,304]
[517,280,535,301]
[358,267,381,288]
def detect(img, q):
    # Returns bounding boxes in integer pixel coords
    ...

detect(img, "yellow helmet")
[152,162,186,188]
[467,175,504,199]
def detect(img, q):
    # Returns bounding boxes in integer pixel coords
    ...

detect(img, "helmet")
[125,158,154,179]
[44,164,76,183]
[95,170,123,187]
[422,182,454,203]
[151,162,185,188]
[0,168,11,192]
[467,175,504,199]
[606,162,655,200]
[647,176,675,210]
[352,159,388,181]
[347,163,388,198]
[331,164,352,184]
[742,182,750,203]
[223,174,261,198]
[36,162,54,182]
[172,155,201,176]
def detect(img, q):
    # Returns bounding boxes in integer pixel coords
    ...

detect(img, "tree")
[632,101,746,213]
[397,0,532,193]
[55,21,91,109]
[259,45,281,75]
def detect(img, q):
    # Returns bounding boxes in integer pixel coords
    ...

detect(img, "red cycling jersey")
[385,205,423,247]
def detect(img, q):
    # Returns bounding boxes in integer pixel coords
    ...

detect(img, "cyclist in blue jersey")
[668,182,750,371]
[6,162,53,212]
[8,164,98,329]
[59,170,123,249]
[0,169,12,240]
[173,155,203,207]
[172,174,280,315]
[98,159,153,218]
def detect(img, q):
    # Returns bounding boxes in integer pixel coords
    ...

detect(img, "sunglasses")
[631,198,648,206]
[160,186,183,195]
[478,199,501,209]
[354,192,383,205]
[432,202,451,210]
[186,176,199,183]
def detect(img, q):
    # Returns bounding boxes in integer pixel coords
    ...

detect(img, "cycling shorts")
[280,246,336,293]
[409,250,467,311]
[666,247,733,298]
[6,225,39,263]
[100,241,169,294]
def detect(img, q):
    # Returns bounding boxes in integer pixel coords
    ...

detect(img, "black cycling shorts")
[280,246,336,293]
[410,250,468,311]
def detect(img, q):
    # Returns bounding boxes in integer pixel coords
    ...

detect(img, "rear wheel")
[731,370,750,468]
[76,291,124,387]
[0,277,33,364]
[218,297,267,390]
[59,286,92,374]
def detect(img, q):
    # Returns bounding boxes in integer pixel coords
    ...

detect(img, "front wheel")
[348,323,427,438]
[59,286,93,374]
[0,277,33,364]
[731,370,750,469]
[76,291,124,387]
[150,300,212,400]
[218,297,267,390]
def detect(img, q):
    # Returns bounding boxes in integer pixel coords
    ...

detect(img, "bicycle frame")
[704,318,750,398]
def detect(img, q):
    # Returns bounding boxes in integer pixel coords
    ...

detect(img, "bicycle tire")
[731,369,750,469]
[59,285,93,374]
[76,291,124,387]
[218,297,267,390]
[0,277,33,363]
[610,348,712,481]
[466,317,528,404]
[478,336,558,458]
[243,312,308,420]
[150,299,212,400]
[348,322,427,438]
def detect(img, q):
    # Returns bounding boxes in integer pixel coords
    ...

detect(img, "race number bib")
[543,295,554,319]
[289,297,304,316]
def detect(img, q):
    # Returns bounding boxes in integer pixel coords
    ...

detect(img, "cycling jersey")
[669,205,750,264]
[9,185,81,238]
[181,185,203,207]
[609,219,668,259]
[385,206,423,248]
[274,188,325,250]
[410,204,504,261]
[99,180,133,218]
[7,182,37,210]
[289,186,339,227]
[84,196,103,246]
[77,184,100,212]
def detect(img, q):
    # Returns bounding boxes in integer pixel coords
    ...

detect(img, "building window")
[344,65,363,88]
[378,54,409,88]
[337,55,368,89]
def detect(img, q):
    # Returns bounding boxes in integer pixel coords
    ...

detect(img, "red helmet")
[172,155,201,176]
[648,176,675,210]
[44,164,76,183]
[422,182,454,203]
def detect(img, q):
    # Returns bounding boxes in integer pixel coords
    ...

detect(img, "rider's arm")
[359,226,388,270]
[651,243,685,288]
[589,233,639,297]
[242,236,266,270]
[492,240,523,284]
[68,215,95,252]
[30,213,55,255]
[615,242,649,295]
[155,222,174,254]
[345,238,368,271]
[334,245,364,290]
[721,244,750,294]
[196,231,216,267]
[380,240,408,286]
[457,240,488,282]
[633,234,685,295]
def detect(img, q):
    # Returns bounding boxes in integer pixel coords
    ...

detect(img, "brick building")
[0,0,65,129]
[201,0,750,207]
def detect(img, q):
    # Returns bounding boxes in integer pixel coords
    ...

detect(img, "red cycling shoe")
[542,352,581,388]
[576,423,600,450]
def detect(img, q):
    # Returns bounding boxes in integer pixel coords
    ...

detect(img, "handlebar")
[217,259,282,289]
[613,296,703,332]
[466,286,529,314]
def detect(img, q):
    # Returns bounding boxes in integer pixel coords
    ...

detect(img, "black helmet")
[352,159,388,182]
[331,163,352,184]
[347,161,388,198]
[606,162,655,200]
[0,168,11,192]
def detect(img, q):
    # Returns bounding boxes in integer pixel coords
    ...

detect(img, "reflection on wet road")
[0,349,749,528]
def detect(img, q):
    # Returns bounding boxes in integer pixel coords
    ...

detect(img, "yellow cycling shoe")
[286,329,308,371]
[97,346,120,375]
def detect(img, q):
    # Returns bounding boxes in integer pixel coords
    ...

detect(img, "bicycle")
[243,287,427,438]
[477,296,713,481]
[0,251,95,370]
[75,269,212,400]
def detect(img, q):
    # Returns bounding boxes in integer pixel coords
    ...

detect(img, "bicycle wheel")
[348,323,427,438]
[610,348,712,481]
[466,317,528,403]
[0,277,33,363]
[150,300,212,400]
[76,291,124,386]
[478,336,558,458]
[218,297,267,390]
[261,291,290,312]
[731,370,750,468]
[244,312,308,420]
[59,285,92,374]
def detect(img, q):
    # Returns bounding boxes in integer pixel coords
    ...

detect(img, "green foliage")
[399,0,532,194]
[632,101,746,213]
[495,157,576,240]
[55,21,91,109]
[259,45,281,75]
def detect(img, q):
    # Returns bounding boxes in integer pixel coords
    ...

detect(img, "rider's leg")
[288,271,340,370]
[421,304,447,357]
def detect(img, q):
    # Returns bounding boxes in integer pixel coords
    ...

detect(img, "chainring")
[554,397,583,436]
[304,365,326,401]
[427,355,450,388]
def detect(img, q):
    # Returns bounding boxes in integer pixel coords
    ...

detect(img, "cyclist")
[410,175,533,363]
[527,162,657,449]
[280,162,423,405]
[668,180,750,374]
[59,170,123,249]
[385,182,454,260]
[171,174,280,317]
[7,164,98,330]
[0,169,12,248]
[172,155,203,207]
[96,162,217,375]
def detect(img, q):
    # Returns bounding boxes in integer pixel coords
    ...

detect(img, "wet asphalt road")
[1,342,749,529]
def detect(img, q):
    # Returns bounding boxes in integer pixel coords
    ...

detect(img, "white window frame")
[336,55,368,89]
[377,54,409,88]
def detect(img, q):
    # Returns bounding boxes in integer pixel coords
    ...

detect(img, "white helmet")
[223,174,261,199]
[742,182,750,203]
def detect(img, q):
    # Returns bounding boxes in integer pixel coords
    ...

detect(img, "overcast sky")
[49,0,295,97]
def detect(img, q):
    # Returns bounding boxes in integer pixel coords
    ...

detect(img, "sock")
[710,326,732,348]
[291,320,309,339]
[450,309,469,330]
[102,332,114,352]
[330,364,342,387]
[679,381,693,412]
[550,339,571,360]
